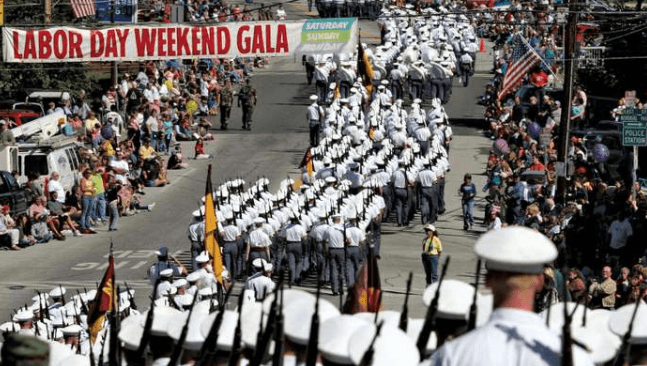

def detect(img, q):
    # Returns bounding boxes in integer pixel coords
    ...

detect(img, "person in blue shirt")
[459,173,477,230]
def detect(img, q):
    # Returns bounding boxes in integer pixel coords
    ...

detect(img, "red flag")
[344,253,382,314]
[87,253,115,344]
[71,0,96,18]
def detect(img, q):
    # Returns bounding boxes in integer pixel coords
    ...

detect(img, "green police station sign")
[621,108,647,146]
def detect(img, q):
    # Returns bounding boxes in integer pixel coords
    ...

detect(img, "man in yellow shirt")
[90,169,107,224]
[421,224,443,286]
[139,139,156,161]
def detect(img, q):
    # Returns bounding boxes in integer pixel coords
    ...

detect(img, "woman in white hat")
[421,224,443,286]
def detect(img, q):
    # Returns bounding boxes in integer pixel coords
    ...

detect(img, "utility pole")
[556,0,579,204]
[110,0,118,88]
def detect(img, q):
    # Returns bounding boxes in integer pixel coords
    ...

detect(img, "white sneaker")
[74,230,83,237]
[61,230,73,236]
[148,202,156,211]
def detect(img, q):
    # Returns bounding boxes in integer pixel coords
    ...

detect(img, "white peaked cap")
[474,226,558,273]
[540,302,585,331]
[348,323,420,366]
[49,342,74,366]
[422,279,482,320]
[261,289,315,315]
[200,310,238,351]
[56,354,90,366]
[353,310,404,329]
[319,315,370,364]
[168,311,208,351]
[147,306,182,337]
[609,302,647,344]
[284,296,340,345]
[119,314,146,350]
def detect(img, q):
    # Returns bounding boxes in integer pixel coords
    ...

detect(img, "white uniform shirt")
[431,308,594,366]
[247,228,272,248]
[345,226,365,247]
[324,224,345,249]
[220,224,240,242]
[280,223,307,242]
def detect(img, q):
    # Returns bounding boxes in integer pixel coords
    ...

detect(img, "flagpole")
[518,32,561,83]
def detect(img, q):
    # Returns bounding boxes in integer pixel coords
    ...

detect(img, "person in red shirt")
[529,155,547,172]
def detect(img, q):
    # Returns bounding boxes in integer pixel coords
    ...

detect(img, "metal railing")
[555,46,606,69]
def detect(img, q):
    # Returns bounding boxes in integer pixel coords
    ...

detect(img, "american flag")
[71,0,96,18]
[498,33,542,100]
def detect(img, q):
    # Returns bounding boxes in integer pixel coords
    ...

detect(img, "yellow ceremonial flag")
[357,42,374,97]
[204,164,224,284]
[0,0,4,26]
[298,148,315,180]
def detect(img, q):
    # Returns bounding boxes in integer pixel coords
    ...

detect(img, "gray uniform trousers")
[346,246,363,287]
[328,247,346,293]
[420,186,437,225]
[222,241,238,278]
[286,241,303,285]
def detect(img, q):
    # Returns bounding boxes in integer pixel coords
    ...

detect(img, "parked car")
[0,170,28,216]
[26,91,75,113]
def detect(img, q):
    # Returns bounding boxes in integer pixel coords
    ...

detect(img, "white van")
[0,136,82,196]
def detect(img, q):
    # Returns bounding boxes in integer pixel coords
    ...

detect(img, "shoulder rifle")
[416,256,450,360]
[399,272,413,332]
[168,289,199,366]
[198,283,236,366]
[226,287,246,366]
[467,259,482,331]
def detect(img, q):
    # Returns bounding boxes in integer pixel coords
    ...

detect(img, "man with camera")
[588,265,617,310]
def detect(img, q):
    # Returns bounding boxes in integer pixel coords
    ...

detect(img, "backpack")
[238,86,250,104]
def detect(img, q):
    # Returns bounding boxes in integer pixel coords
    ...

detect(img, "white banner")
[2,18,358,63]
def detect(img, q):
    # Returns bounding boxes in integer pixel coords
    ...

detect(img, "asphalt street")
[0,18,494,321]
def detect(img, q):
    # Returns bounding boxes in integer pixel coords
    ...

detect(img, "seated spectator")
[142,157,167,187]
[195,138,211,159]
[167,143,189,169]
[28,196,65,241]
[47,191,82,237]
[0,205,20,250]
[14,213,36,247]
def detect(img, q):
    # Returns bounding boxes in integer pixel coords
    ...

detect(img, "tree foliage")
[0,0,104,100]
[577,15,647,99]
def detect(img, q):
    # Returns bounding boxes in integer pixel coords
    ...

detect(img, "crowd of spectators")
[140,0,287,23]
[475,0,646,309]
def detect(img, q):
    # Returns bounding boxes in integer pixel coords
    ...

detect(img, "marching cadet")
[314,61,330,102]
[48,287,67,326]
[237,77,257,131]
[193,252,218,290]
[147,246,187,285]
[310,209,331,283]
[308,95,324,147]
[431,227,594,366]
[218,77,234,130]
[392,159,414,227]
[188,207,205,271]
[61,324,88,355]
[245,258,276,301]
[324,214,346,296]
[245,217,272,268]
[345,212,366,286]
[220,212,242,278]
[279,211,308,286]
[417,158,438,225]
